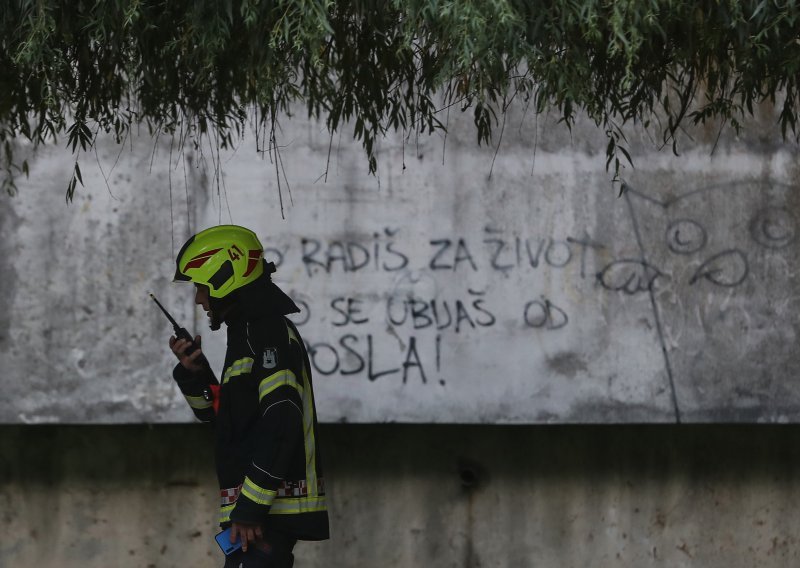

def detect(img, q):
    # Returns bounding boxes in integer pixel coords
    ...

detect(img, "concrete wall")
[3,424,800,567]
[2,103,800,424]
[3,103,800,564]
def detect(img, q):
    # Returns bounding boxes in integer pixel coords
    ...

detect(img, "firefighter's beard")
[208,309,223,331]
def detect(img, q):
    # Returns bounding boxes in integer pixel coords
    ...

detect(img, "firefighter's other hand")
[230,522,263,552]
[169,335,204,372]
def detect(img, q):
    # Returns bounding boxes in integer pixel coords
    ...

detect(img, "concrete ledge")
[2,424,799,567]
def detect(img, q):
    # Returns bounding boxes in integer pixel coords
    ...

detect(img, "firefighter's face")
[194,284,211,313]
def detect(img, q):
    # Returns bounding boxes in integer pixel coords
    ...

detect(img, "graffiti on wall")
[270,228,603,387]
[261,180,799,423]
[612,181,799,422]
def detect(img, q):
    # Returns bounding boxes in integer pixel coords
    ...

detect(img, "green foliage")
[1,0,800,198]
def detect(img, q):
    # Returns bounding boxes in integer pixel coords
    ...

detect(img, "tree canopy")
[2,0,800,199]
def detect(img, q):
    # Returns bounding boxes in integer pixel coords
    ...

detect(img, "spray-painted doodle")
[600,181,800,423]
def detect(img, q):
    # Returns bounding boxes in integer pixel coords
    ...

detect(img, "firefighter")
[168,225,329,568]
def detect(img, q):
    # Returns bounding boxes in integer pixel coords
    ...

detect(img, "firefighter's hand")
[230,522,263,552]
[169,335,205,373]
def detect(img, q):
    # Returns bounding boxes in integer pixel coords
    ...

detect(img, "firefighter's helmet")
[174,225,265,298]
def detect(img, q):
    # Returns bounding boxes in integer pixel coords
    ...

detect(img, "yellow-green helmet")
[174,225,265,298]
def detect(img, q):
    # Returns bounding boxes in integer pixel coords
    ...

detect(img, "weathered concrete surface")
[2,424,800,567]
[1,102,800,424]
[0,135,196,424]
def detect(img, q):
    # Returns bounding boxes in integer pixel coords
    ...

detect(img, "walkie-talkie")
[150,293,198,356]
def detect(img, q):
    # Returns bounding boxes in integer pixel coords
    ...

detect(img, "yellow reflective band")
[184,394,212,410]
[284,321,319,499]
[301,363,318,496]
[222,357,254,384]
[269,495,327,515]
[240,476,277,507]
[219,504,235,524]
[259,369,303,402]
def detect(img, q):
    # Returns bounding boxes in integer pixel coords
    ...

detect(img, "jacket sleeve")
[172,360,219,423]
[229,335,306,524]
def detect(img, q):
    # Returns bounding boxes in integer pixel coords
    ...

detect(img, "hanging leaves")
[1,0,799,200]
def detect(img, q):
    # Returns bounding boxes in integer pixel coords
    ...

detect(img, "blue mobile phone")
[215,528,243,555]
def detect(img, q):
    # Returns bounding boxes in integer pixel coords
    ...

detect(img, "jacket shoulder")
[241,316,300,374]
[244,315,293,350]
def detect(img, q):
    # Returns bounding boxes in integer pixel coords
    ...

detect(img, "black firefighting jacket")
[172,279,329,541]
